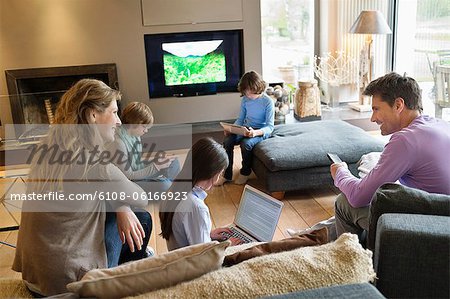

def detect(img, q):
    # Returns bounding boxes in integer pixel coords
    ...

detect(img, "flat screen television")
[144,29,244,98]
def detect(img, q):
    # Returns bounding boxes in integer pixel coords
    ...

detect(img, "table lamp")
[348,10,392,112]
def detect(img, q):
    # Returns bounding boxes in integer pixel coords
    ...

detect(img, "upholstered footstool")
[252,120,385,193]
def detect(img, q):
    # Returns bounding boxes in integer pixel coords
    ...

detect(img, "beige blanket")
[129,233,376,299]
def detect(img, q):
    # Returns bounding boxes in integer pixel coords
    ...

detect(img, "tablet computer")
[220,122,249,136]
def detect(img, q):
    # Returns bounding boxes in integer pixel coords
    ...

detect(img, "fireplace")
[5,64,119,136]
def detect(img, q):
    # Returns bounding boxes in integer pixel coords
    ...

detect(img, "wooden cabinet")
[141,0,243,26]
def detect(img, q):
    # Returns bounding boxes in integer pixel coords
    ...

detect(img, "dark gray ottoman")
[252,120,385,192]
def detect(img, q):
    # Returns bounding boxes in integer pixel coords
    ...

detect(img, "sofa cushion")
[66,241,230,298]
[368,183,450,249]
[130,233,376,299]
[374,214,450,298]
[253,121,385,172]
[224,242,264,256]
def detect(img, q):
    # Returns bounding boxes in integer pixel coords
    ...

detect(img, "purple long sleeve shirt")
[334,115,450,208]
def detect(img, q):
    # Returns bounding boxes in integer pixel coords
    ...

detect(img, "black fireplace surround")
[5,64,119,128]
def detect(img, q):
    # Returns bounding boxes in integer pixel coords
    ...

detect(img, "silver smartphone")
[327,153,343,164]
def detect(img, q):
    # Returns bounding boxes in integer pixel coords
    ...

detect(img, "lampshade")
[349,10,392,34]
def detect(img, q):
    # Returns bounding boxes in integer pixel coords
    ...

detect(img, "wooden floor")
[0,147,340,279]
[148,181,339,255]
[147,147,339,254]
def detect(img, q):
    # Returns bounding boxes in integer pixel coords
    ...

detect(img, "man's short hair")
[363,72,423,112]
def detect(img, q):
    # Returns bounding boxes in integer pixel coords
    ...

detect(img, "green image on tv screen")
[162,40,226,86]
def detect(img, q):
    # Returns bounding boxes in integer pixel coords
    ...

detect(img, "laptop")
[224,185,284,243]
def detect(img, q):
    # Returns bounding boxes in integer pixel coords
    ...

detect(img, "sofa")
[369,183,450,298]
[270,183,450,299]
[1,233,377,298]
[2,184,448,298]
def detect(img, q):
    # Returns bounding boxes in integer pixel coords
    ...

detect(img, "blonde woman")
[13,79,152,296]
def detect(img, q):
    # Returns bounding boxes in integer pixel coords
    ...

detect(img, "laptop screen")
[234,185,284,242]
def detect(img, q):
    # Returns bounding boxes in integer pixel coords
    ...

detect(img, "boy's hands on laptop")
[211,228,244,245]
[154,154,177,171]
[211,227,232,240]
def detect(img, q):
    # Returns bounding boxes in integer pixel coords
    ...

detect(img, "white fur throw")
[128,233,376,299]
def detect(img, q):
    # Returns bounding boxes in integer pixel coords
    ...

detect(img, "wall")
[0,0,262,138]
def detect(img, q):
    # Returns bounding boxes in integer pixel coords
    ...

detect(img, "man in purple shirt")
[331,72,450,239]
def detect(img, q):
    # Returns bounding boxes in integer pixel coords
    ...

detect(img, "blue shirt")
[168,186,212,251]
[235,93,275,138]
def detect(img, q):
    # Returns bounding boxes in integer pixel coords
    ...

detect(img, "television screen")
[144,30,244,98]
[163,40,226,86]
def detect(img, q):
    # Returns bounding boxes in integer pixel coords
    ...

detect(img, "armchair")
[369,183,450,298]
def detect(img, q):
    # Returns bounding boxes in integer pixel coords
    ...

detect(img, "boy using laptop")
[159,138,242,251]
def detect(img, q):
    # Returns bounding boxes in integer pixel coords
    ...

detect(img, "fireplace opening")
[5,63,118,138]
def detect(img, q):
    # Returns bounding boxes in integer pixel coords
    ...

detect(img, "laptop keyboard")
[222,227,253,243]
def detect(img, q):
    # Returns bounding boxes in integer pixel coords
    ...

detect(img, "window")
[393,0,450,119]
[260,0,314,85]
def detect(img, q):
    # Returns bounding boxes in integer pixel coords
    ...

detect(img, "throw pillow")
[223,227,328,266]
[66,241,230,298]
[224,242,264,256]
[129,233,376,299]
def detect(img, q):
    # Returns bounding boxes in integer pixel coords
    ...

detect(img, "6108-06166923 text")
[9,191,188,202]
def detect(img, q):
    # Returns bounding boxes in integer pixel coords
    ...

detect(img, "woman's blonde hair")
[54,79,121,124]
[28,79,121,192]
[237,71,266,96]
[121,102,154,126]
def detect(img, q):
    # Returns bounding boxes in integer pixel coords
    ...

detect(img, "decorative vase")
[327,83,358,107]
[294,80,321,121]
